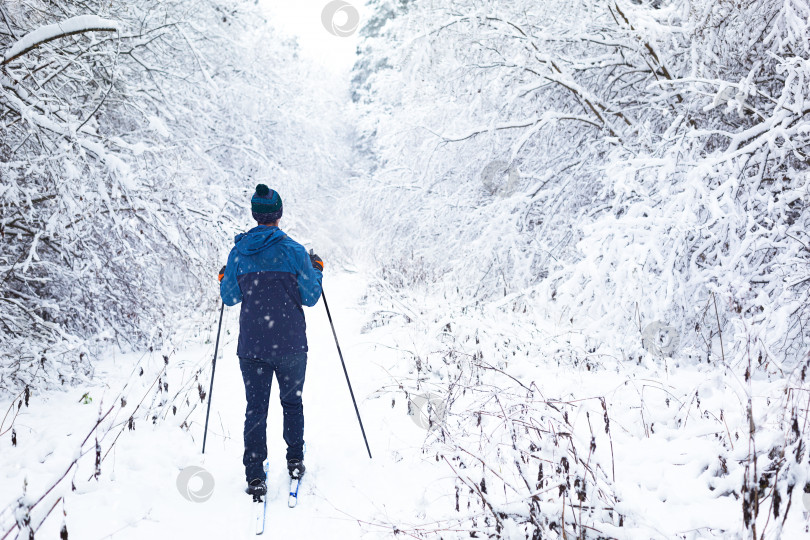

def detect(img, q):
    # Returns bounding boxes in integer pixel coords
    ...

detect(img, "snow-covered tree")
[0,0,351,394]
[355,0,809,373]
[353,0,810,536]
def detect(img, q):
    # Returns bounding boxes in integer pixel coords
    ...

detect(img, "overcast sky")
[260,0,366,73]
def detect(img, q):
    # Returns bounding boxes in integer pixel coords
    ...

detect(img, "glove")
[309,251,323,272]
[218,266,226,282]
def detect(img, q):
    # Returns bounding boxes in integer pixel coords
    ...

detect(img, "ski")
[253,461,269,535]
[287,451,305,509]
[288,476,302,508]
[254,493,267,535]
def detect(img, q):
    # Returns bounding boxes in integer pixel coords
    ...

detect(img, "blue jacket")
[220,226,322,359]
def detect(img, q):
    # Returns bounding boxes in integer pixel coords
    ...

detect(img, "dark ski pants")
[239,354,307,482]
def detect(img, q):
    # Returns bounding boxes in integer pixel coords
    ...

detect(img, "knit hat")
[251,184,283,223]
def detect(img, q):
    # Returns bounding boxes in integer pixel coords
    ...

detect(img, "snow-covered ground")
[1,272,455,539]
[5,269,808,538]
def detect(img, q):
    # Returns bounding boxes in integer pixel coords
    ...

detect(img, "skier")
[218,184,323,497]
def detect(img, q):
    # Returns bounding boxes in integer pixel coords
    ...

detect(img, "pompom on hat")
[251,184,283,223]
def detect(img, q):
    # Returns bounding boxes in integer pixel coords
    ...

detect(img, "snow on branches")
[354,0,810,376]
[0,0,351,395]
[353,0,810,537]
[1,15,120,65]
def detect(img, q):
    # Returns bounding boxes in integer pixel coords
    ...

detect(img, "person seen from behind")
[218,184,324,496]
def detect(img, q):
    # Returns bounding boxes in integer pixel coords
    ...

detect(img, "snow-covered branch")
[1,15,120,65]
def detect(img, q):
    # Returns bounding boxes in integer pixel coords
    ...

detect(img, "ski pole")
[202,302,225,454]
[322,290,372,459]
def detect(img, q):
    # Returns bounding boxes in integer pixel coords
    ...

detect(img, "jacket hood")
[234,226,286,256]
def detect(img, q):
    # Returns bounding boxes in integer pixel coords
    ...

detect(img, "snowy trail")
[0,272,447,539]
[5,271,809,538]
[187,271,422,540]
